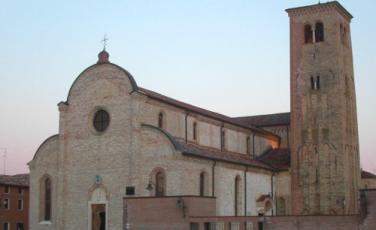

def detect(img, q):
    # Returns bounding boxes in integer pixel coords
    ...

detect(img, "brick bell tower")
[286,2,361,215]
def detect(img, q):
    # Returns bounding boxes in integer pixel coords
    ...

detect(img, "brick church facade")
[28,1,375,230]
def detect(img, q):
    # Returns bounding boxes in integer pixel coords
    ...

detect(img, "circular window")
[93,110,110,132]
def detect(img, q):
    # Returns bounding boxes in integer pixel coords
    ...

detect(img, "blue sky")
[0,0,375,174]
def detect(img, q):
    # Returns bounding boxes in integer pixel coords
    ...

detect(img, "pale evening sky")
[0,0,375,175]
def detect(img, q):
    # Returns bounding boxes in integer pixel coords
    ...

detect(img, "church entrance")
[88,185,107,230]
[91,204,106,230]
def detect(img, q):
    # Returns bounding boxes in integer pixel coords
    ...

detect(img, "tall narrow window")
[4,186,10,194]
[234,176,240,216]
[4,198,9,209]
[343,27,348,46]
[277,197,286,215]
[158,112,164,128]
[3,223,9,230]
[315,22,324,42]
[316,76,320,90]
[311,76,315,90]
[193,122,197,141]
[199,172,205,196]
[155,171,165,197]
[246,136,250,154]
[44,177,52,221]
[18,199,23,211]
[304,24,313,44]
[221,129,225,150]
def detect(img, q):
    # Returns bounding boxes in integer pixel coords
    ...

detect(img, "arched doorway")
[89,187,107,230]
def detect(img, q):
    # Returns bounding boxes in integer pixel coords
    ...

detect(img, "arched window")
[44,178,52,221]
[158,112,164,128]
[199,172,205,196]
[193,122,197,141]
[315,22,324,42]
[40,176,52,222]
[304,24,313,44]
[234,176,240,216]
[155,171,165,197]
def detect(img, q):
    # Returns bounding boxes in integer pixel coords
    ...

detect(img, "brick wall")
[0,184,29,230]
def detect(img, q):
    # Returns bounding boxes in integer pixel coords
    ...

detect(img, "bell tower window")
[315,22,324,42]
[311,75,321,90]
[316,76,320,89]
[304,24,313,44]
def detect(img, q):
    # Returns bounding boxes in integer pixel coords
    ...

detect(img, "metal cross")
[101,34,109,50]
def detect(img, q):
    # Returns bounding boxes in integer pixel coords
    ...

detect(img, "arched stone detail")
[149,167,167,197]
[39,174,53,222]
[199,170,209,196]
[277,197,286,215]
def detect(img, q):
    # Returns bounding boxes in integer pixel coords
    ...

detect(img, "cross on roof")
[101,34,108,50]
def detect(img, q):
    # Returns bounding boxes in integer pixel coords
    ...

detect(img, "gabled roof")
[0,174,29,187]
[256,148,291,171]
[233,112,290,127]
[138,87,279,140]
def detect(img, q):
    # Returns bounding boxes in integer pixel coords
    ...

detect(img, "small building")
[360,170,376,189]
[0,174,29,230]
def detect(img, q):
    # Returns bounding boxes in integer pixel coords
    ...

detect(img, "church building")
[28,2,368,230]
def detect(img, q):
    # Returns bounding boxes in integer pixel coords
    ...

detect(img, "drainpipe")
[212,161,216,197]
[244,166,248,216]
[271,171,275,216]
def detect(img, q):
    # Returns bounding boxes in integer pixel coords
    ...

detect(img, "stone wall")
[29,61,277,230]
[29,135,59,230]
[124,196,216,230]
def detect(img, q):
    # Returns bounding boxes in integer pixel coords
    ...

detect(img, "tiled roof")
[177,141,274,171]
[138,87,279,140]
[285,1,353,20]
[256,148,291,171]
[233,112,290,127]
[256,194,271,202]
[361,170,376,179]
[142,124,274,171]
[0,174,29,187]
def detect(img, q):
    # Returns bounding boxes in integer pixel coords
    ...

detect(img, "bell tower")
[286,2,360,215]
